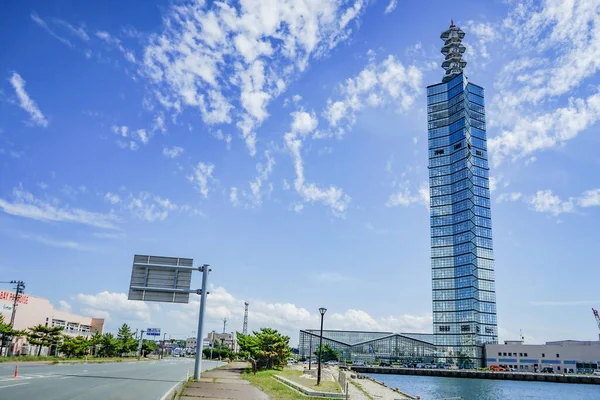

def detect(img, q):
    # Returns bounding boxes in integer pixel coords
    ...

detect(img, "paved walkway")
[181,362,270,400]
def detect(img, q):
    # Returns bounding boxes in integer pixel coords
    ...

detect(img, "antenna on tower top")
[223,318,227,334]
[450,19,454,27]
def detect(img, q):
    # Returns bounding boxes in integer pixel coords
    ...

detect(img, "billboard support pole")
[194,264,210,380]
[137,330,145,360]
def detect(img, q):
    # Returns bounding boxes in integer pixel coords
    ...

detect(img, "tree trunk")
[37,344,42,357]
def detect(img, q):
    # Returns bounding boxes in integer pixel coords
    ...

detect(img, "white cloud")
[19,233,87,251]
[489,90,600,167]
[188,162,215,198]
[321,55,422,138]
[104,192,121,204]
[487,1,600,166]
[161,285,431,343]
[9,72,48,127]
[31,12,73,47]
[578,189,600,207]
[58,300,72,312]
[0,186,118,229]
[141,0,367,155]
[386,182,429,208]
[112,125,128,137]
[136,129,149,144]
[96,31,136,63]
[163,146,184,158]
[54,19,89,41]
[384,0,398,15]
[496,192,523,203]
[527,190,575,216]
[126,193,169,222]
[76,291,154,323]
[213,130,232,150]
[291,111,319,135]
[284,116,350,216]
[249,151,275,205]
[230,187,240,207]
[38,182,49,190]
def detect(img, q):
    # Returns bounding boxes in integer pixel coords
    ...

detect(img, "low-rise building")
[484,340,600,373]
[207,332,238,352]
[0,289,104,355]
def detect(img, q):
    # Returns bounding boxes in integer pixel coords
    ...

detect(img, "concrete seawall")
[350,366,600,385]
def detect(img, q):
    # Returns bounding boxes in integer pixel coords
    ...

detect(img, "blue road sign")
[147,328,161,336]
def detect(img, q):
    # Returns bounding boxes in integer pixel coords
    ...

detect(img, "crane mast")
[593,308,600,341]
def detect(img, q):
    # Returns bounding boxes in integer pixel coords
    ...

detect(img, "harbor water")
[367,373,600,400]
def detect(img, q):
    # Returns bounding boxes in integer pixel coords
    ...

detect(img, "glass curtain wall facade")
[427,22,498,368]
[299,330,437,364]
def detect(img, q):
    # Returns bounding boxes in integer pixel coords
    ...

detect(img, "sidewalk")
[181,362,270,400]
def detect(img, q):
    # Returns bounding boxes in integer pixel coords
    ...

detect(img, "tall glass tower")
[427,22,497,368]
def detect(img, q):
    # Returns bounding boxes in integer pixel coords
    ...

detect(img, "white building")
[207,331,238,352]
[186,337,197,349]
[0,289,104,355]
[484,340,600,373]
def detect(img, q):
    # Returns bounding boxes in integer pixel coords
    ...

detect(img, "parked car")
[379,362,391,367]
[352,360,366,366]
[416,363,424,369]
[593,370,600,376]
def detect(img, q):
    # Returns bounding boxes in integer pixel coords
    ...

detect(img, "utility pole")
[193,264,210,380]
[9,281,25,327]
[137,330,145,360]
[222,318,227,334]
[243,302,249,335]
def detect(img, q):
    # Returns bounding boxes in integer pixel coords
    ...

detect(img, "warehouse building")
[485,340,600,373]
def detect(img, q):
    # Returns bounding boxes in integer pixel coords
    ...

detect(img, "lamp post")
[210,330,215,360]
[317,307,327,385]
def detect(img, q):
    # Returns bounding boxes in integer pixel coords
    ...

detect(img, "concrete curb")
[160,380,186,400]
[273,374,345,398]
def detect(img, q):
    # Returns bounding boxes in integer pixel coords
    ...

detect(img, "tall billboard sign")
[128,255,194,304]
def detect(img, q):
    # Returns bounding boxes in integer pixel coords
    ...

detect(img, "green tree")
[90,331,102,356]
[202,343,231,360]
[237,328,291,370]
[116,324,137,356]
[97,333,118,357]
[27,325,63,356]
[314,344,339,363]
[0,314,22,356]
[59,335,92,358]
[141,339,157,356]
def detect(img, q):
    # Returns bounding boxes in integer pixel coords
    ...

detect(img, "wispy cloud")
[162,146,184,159]
[20,233,89,251]
[0,186,118,229]
[384,0,398,15]
[188,162,215,198]
[311,271,357,283]
[140,0,368,155]
[9,72,48,127]
[31,12,73,47]
[530,300,599,306]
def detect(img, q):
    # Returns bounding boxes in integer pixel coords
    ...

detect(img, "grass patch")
[243,369,339,400]
[276,369,341,393]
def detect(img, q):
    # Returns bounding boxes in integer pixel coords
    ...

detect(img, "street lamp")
[317,307,327,385]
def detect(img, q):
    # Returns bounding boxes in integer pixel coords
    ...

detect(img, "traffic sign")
[147,328,161,336]
[128,255,194,303]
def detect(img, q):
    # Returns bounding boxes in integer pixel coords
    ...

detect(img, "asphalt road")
[0,358,225,400]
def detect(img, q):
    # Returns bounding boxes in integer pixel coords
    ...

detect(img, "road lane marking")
[0,382,29,389]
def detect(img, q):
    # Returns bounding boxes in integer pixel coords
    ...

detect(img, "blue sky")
[1,0,599,345]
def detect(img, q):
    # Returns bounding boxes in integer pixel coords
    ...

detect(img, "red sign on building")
[0,290,29,305]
